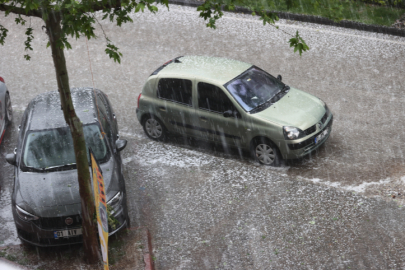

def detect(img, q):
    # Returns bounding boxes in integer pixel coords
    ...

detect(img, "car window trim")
[197,106,223,115]
[157,96,193,107]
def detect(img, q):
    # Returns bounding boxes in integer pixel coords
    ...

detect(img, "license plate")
[314,128,329,144]
[54,228,82,239]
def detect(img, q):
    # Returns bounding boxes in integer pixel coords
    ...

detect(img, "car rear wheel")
[253,138,280,166]
[5,93,12,126]
[143,115,167,141]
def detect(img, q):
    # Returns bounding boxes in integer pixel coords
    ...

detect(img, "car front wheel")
[143,115,167,141]
[5,93,12,126]
[253,138,280,166]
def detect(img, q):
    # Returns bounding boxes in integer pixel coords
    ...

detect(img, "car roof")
[157,56,252,85]
[27,88,98,131]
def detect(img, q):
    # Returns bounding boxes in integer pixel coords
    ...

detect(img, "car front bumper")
[279,114,333,160]
[13,201,128,247]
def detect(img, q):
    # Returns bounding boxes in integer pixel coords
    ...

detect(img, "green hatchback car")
[136,56,333,166]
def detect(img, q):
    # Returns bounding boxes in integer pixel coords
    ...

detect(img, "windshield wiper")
[274,85,290,97]
[44,164,77,171]
[249,85,290,114]
[23,166,46,172]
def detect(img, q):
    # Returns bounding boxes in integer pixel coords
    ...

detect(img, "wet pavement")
[1,4,405,269]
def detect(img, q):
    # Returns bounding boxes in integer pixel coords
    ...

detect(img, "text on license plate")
[315,128,329,144]
[54,228,82,239]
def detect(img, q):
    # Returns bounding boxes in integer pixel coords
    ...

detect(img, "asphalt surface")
[1,4,405,269]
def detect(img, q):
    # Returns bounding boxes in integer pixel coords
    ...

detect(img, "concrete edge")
[168,0,405,37]
[126,227,155,270]
[142,228,155,270]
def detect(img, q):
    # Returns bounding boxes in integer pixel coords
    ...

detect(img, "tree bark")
[45,14,99,264]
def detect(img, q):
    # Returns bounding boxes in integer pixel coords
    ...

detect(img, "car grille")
[303,125,316,136]
[32,215,82,229]
[288,115,333,151]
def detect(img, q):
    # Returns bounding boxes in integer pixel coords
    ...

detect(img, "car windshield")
[225,67,284,112]
[22,124,109,170]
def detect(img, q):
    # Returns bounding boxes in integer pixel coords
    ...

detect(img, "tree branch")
[0,4,42,17]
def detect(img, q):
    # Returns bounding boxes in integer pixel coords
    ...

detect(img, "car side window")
[99,110,113,143]
[95,95,113,144]
[198,82,236,113]
[96,94,109,119]
[157,78,192,106]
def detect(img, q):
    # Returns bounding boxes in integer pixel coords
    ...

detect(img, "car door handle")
[158,106,166,112]
[200,116,208,122]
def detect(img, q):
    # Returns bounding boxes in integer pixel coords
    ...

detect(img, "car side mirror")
[277,75,282,81]
[223,110,240,118]
[6,153,16,166]
[116,139,127,152]
[223,110,233,118]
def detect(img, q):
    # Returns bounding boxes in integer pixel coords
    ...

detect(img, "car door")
[196,82,246,147]
[154,77,197,137]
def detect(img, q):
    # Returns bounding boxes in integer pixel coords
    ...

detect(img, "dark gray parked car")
[6,88,129,246]
[0,76,12,145]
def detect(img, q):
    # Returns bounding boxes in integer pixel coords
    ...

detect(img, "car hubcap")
[255,144,275,165]
[145,119,162,138]
[6,95,12,121]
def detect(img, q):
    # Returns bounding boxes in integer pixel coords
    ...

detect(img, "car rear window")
[157,78,192,106]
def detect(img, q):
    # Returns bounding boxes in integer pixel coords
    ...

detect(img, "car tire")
[142,115,167,141]
[5,92,12,126]
[252,138,280,166]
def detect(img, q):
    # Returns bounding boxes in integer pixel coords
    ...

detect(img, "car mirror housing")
[223,110,241,119]
[116,139,127,152]
[277,75,282,81]
[223,110,233,118]
[6,153,16,166]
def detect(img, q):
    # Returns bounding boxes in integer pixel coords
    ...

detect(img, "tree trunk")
[45,14,99,264]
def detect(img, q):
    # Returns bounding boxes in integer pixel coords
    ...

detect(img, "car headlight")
[283,126,304,140]
[107,192,123,214]
[16,205,39,221]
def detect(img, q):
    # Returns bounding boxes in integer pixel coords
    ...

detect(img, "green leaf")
[135,3,145,13]
[105,43,123,63]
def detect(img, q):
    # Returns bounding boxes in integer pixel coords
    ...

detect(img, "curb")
[142,228,155,270]
[128,227,155,270]
[168,0,405,37]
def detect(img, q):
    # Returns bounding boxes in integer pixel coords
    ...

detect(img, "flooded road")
[1,4,405,268]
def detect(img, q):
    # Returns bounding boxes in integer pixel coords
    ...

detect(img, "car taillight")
[0,77,4,83]
[137,93,142,108]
